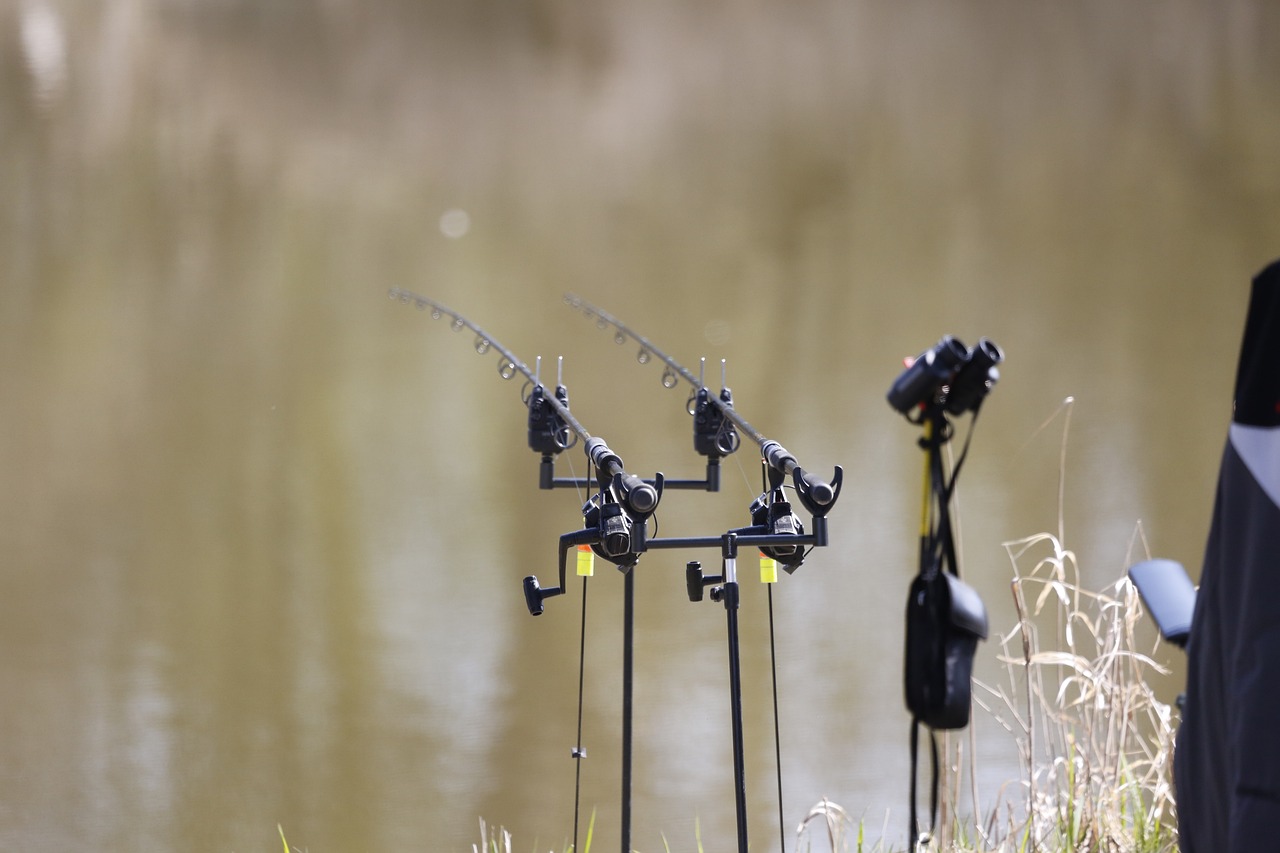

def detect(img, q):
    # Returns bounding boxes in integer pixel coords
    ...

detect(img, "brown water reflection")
[3,1,1278,850]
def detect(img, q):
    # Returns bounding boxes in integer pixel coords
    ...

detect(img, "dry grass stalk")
[966,531,1179,852]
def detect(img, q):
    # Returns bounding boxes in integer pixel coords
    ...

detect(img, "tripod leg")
[723,580,748,853]
[720,530,748,853]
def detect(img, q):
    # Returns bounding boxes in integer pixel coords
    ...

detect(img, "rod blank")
[565,294,837,506]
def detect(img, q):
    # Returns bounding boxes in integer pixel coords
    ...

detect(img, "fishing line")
[564,396,589,853]
[768,583,785,853]
[571,574,589,853]
[560,394,587,507]
[728,433,764,502]
[758,459,788,853]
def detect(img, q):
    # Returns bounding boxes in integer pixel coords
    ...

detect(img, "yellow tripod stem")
[919,417,932,538]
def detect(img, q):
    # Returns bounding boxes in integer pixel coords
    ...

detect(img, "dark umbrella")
[1176,258,1280,852]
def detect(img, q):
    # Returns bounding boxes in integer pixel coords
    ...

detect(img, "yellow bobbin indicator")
[577,544,595,577]
[759,551,778,584]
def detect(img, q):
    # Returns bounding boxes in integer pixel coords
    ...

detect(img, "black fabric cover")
[904,570,988,731]
[1233,259,1280,428]
[1176,259,1280,852]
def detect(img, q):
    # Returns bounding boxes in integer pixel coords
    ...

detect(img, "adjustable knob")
[685,560,723,603]
[686,561,705,602]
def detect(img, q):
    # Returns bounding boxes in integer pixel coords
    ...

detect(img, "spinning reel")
[523,439,664,615]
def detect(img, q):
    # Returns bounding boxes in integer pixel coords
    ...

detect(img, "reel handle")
[523,527,598,616]
[523,575,562,616]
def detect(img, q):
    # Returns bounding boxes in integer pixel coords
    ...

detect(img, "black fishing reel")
[580,489,642,566]
[887,336,1004,421]
[747,488,806,573]
[523,452,664,616]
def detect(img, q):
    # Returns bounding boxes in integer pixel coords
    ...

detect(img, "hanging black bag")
[905,566,988,730]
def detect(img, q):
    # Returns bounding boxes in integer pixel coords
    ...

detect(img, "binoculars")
[887,335,1004,416]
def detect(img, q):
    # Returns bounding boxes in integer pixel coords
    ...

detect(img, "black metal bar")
[643,533,825,552]
[545,477,715,491]
[719,534,749,853]
[657,479,717,490]
[621,569,634,853]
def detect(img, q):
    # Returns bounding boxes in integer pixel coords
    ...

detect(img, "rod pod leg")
[711,533,749,853]
[621,569,634,853]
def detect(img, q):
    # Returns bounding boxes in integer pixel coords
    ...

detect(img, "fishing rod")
[564,294,842,529]
[389,288,662,609]
[565,294,845,853]
[389,287,660,853]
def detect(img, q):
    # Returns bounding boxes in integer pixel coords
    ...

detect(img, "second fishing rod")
[566,294,845,853]
[566,294,842,521]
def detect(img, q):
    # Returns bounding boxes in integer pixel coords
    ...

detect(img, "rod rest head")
[794,465,843,517]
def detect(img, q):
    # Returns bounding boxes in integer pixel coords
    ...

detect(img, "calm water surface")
[3,1,1279,850]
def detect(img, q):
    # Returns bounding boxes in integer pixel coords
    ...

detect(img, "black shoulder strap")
[908,718,940,847]
[931,404,982,579]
